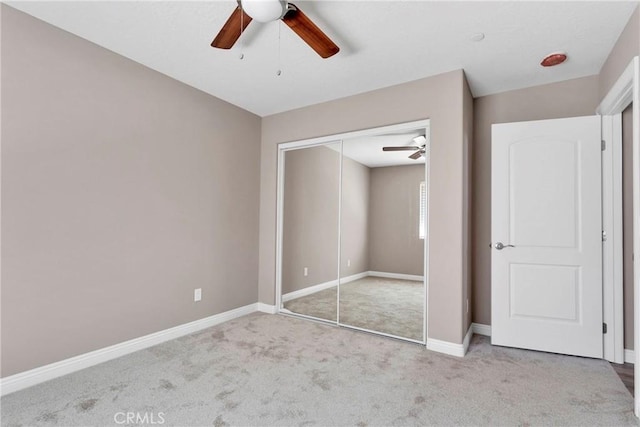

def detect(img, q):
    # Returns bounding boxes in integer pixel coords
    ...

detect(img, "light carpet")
[284,276,424,341]
[1,313,637,426]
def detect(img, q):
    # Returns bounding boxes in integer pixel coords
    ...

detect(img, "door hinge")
[602,230,607,242]
[602,140,606,151]
[603,323,608,334]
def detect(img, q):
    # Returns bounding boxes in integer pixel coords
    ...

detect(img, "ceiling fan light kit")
[211,0,339,59]
[241,0,287,23]
[412,135,427,145]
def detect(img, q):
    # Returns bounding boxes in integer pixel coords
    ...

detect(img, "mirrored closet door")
[339,131,426,342]
[277,121,428,344]
[279,142,341,323]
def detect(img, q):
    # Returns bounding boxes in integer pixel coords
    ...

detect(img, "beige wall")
[599,6,639,100]
[282,145,340,294]
[471,75,600,326]
[340,156,370,278]
[1,6,261,377]
[282,146,371,294]
[368,165,424,276]
[260,70,468,344]
[623,104,634,350]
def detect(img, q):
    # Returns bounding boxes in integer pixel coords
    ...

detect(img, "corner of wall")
[598,5,640,100]
[462,72,474,336]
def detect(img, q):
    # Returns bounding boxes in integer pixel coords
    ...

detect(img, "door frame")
[596,56,639,415]
[274,119,431,345]
[490,116,604,357]
[601,112,624,364]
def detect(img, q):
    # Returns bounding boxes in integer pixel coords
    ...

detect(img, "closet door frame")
[275,119,431,345]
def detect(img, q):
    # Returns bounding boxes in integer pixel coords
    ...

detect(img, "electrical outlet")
[347,259,351,267]
[194,288,202,302]
[303,267,308,277]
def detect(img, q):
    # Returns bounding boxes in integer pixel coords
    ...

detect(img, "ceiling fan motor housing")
[212,0,339,58]
[241,0,288,23]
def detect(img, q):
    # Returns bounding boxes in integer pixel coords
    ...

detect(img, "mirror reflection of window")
[419,181,426,240]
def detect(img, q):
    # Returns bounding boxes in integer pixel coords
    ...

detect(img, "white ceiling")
[5,1,639,117]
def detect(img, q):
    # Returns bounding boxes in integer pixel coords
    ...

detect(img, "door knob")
[492,242,515,250]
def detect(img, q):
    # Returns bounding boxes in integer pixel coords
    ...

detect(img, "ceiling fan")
[211,0,340,59]
[382,136,427,160]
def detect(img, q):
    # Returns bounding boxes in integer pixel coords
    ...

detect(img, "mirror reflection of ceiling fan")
[211,0,340,59]
[382,135,427,160]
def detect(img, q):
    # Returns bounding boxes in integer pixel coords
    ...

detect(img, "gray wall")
[281,145,341,294]
[283,147,429,292]
[340,156,371,279]
[261,70,470,345]
[471,75,601,326]
[1,6,261,377]
[463,75,474,333]
[368,165,424,276]
[282,146,371,294]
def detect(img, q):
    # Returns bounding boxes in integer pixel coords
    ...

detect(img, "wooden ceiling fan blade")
[383,146,419,151]
[409,151,423,160]
[211,6,253,49]
[282,4,339,58]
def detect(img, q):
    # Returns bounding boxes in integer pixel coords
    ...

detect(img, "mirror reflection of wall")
[339,132,426,341]
[281,143,340,322]
[368,165,425,277]
[338,154,371,280]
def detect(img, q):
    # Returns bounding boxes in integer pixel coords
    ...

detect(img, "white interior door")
[491,116,603,358]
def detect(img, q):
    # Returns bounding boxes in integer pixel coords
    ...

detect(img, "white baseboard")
[426,337,466,357]
[625,349,635,364]
[425,325,472,358]
[471,323,491,337]
[282,271,423,303]
[281,271,369,303]
[0,302,260,396]
[282,279,337,302]
[341,271,370,284]
[462,324,472,354]
[257,303,277,314]
[427,323,484,357]
[368,271,424,282]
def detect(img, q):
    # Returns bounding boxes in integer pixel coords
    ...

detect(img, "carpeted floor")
[283,276,424,341]
[1,313,637,426]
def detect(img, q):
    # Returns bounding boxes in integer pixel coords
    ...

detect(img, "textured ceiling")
[5,1,639,117]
